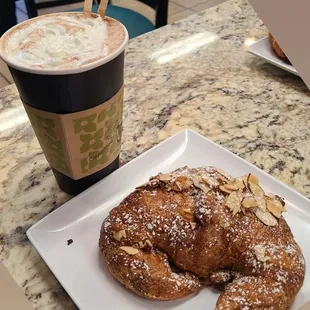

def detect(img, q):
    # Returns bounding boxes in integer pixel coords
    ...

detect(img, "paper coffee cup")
[0,13,129,195]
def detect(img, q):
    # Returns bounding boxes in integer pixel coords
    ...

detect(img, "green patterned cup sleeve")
[23,86,124,180]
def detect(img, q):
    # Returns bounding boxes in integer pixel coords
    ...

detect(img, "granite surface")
[1,0,310,308]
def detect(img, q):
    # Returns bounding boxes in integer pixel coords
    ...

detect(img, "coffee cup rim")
[0,13,129,76]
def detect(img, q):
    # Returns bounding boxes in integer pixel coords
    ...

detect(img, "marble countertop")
[1,0,310,308]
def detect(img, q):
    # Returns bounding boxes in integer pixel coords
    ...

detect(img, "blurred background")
[0,0,225,88]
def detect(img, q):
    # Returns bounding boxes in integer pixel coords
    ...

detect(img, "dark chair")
[24,0,168,38]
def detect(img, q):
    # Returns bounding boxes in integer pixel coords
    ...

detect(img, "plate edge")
[27,129,191,235]
[26,128,310,310]
[247,36,299,76]
[28,128,310,237]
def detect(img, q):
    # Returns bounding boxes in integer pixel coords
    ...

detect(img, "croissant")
[269,32,288,61]
[99,167,305,309]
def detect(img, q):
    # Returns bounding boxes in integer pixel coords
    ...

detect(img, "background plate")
[27,130,310,310]
[248,36,299,76]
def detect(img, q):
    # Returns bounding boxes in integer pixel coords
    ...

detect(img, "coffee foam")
[1,13,126,70]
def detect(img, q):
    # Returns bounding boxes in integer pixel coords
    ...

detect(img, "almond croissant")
[99,167,305,309]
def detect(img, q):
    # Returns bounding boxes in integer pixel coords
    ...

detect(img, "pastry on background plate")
[99,166,305,309]
[269,32,289,61]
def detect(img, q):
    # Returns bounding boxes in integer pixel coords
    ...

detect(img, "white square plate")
[27,130,310,310]
[248,36,299,76]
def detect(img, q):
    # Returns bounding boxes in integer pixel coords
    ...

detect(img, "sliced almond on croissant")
[249,182,266,211]
[113,230,127,241]
[255,209,278,226]
[219,185,233,194]
[175,176,192,189]
[226,191,242,216]
[243,173,259,185]
[265,192,276,199]
[254,245,269,262]
[242,197,258,208]
[248,174,259,185]
[267,200,283,218]
[224,183,240,191]
[120,246,139,255]
[256,197,267,212]
[159,173,172,182]
[216,168,231,180]
[202,176,219,187]
[192,177,210,193]
[220,181,244,193]
[233,203,241,217]
[233,181,246,190]
[249,182,264,197]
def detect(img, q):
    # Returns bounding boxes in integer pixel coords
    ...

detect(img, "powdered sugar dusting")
[99,166,305,306]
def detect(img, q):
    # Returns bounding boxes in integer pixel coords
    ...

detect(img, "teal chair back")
[75,4,154,38]
[24,0,168,38]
